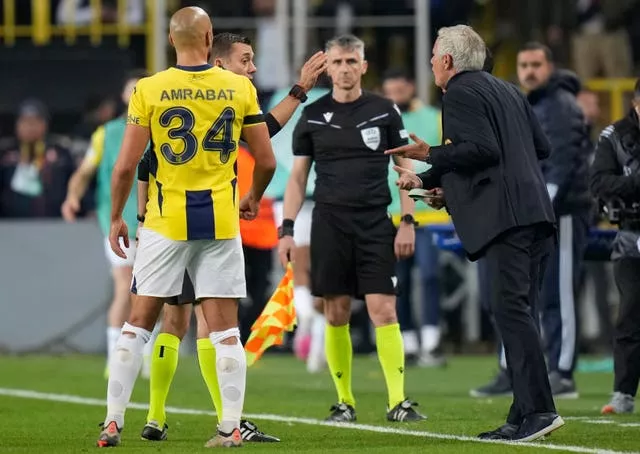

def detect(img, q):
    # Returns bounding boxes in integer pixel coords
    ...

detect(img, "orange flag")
[245,263,296,366]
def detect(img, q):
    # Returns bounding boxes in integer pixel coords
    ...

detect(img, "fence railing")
[0,0,165,72]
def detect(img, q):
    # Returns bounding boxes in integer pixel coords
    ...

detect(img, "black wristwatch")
[401,214,418,227]
[289,84,308,103]
[137,214,145,223]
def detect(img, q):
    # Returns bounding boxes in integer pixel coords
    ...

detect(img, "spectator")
[381,68,445,367]
[0,100,74,218]
[56,0,144,25]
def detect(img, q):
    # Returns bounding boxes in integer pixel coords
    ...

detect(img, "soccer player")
[96,6,277,448]
[278,34,427,422]
[137,32,326,443]
[62,70,158,376]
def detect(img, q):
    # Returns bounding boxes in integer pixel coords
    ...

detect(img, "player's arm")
[112,82,150,223]
[136,148,151,220]
[61,127,103,221]
[283,156,312,221]
[265,51,328,137]
[242,122,277,201]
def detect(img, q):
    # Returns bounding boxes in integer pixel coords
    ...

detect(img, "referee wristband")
[137,214,145,223]
[278,218,295,238]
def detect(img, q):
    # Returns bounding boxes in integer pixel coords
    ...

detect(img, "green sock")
[197,338,223,423]
[147,333,180,425]
[325,324,355,407]
[375,323,406,408]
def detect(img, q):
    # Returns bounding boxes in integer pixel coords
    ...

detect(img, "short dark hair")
[212,33,252,60]
[382,68,414,83]
[482,46,494,73]
[124,68,149,86]
[518,42,554,62]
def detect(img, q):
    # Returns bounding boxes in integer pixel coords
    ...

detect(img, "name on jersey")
[160,88,235,102]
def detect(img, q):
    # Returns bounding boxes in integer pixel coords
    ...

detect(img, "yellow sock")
[376,323,405,408]
[325,324,355,407]
[196,338,223,423]
[147,333,180,425]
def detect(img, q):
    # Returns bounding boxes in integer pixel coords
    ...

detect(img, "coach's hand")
[395,223,415,259]
[240,193,260,220]
[426,188,446,210]
[109,217,129,259]
[385,133,430,161]
[298,51,329,91]
[393,165,423,190]
[278,235,296,268]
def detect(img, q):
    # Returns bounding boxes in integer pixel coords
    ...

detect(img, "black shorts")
[310,204,397,298]
[165,272,197,305]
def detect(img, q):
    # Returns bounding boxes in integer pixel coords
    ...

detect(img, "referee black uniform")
[292,91,408,297]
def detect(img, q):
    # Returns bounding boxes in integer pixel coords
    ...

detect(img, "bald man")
[97,6,277,448]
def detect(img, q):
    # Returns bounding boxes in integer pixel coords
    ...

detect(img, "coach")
[389,25,564,441]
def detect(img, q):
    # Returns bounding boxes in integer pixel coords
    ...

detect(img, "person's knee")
[162,305,190,339]
[115,322,152,363]
[324,297,350,326]
[366,294,398,327]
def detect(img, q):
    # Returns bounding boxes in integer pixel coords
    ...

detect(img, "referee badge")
[361,126,381,151]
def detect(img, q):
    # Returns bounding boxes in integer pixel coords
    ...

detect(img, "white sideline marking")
[0,387,637,454]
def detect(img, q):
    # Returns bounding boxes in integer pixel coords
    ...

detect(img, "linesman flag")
[245,263,296,366]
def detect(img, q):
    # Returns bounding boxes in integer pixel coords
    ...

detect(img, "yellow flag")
[245,263,296,366]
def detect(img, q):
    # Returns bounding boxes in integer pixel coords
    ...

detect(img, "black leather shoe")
[512,412,564,442]
[477,423,518,440]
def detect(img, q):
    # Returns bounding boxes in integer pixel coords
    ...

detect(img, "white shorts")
[273,200,314,246]
[132,227,246,299]
[104,237,136,268]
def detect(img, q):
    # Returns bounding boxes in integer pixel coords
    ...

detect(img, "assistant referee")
[278,34,426,423]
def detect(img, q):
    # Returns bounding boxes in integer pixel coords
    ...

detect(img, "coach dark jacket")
[419,70,556,260]
[528,70,593,215]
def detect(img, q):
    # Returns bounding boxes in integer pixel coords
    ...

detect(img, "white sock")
[105,323,151,428]
[499,344,507,370]
[143,321,162,358]
[307,313,326,372]
[210,328,246,434]
[402,330,419,355]
[107,326,121,364]
[420,325,441,353]
[294,286,313,335]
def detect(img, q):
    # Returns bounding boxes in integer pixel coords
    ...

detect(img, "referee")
[278,34,426,423]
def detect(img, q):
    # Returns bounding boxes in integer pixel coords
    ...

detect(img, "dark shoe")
[239,419,280,442]
[140,420,168,441]
[549,371,579,399]
[512,413,564,442]
[386,399,427,422]
[477,423,518,440]
[325,403,357,422]
[470,369,512,398]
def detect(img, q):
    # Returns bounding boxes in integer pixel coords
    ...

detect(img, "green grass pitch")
[0,354,638,453]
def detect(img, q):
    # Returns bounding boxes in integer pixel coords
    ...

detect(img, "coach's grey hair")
[325,34,365,59]
[436,25,486,72]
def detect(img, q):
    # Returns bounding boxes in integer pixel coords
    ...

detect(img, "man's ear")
[444,54,454,71]
[168,33,174,48]
[213,58,224,69]
[362,60,368,75]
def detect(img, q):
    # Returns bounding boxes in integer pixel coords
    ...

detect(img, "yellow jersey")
[127,64,264,240]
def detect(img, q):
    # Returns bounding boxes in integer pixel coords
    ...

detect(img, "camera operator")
[590,78,640,415]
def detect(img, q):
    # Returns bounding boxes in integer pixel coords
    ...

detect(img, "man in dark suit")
[387,25,564,442]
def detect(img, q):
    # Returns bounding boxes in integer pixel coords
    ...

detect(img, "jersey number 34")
[159,106,236,165]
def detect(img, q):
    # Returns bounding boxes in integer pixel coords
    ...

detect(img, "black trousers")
[484,224,557,424]
[613,258,640,396]
[239,246,274,344]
